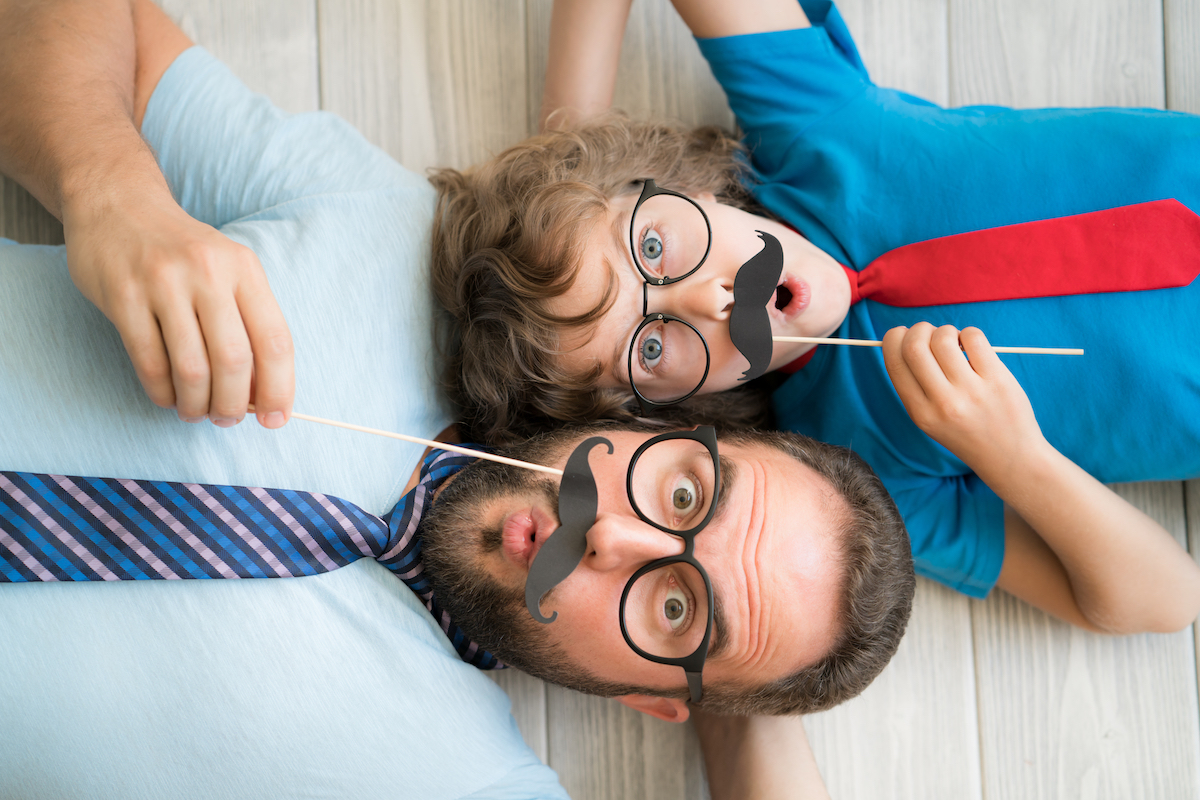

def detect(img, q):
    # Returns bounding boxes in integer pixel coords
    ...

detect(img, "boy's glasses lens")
[627,317,710,404]
[631,193,711,283]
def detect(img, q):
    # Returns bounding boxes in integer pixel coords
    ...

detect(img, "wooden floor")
[3,1,1199,798]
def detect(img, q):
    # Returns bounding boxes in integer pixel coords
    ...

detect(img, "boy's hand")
[63,182,294,429]
[882,322,1044,477]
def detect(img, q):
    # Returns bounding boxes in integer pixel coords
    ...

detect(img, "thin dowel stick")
[248,405,563,476]
[773,336,1084,356]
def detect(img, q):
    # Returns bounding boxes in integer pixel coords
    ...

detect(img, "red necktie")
[780,198,1200,372]
[848,198,1200,306]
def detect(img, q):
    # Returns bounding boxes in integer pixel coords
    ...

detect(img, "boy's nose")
[648,276,734,323]
[585,513,686,573]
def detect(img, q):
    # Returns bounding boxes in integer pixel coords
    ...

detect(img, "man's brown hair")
[430,114,769,445]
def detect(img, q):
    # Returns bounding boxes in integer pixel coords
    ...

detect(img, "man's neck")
[402,424,462,494]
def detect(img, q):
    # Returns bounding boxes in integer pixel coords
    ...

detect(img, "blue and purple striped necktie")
[0,448,500,670]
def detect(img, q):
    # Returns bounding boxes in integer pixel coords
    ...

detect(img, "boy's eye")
[639,228,665,272]
[639,329,665,370]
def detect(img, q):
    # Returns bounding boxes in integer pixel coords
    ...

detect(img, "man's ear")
[615,694,691,723]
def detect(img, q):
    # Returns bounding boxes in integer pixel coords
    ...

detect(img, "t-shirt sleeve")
[885,472,1006,598]
[694,0,871,178]
[141,47,408,229]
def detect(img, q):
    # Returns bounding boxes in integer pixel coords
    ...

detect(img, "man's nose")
[647,276,734,323]
[585,513,686,573]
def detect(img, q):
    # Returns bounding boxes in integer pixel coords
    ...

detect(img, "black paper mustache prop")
[524,436,612,623]
[728,230,784,383]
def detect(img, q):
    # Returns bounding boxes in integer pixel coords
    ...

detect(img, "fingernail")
[183,416,206,424]
[211,417,241,428]
[263,411,286,429]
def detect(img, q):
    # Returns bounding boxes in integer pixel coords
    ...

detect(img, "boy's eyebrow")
[607,210,639,386]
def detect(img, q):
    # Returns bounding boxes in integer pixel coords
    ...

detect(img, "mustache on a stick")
[257,406,611,626]
[729,231,784,382]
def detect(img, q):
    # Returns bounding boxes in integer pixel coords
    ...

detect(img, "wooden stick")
[248,405,564,476]
[773,336,1084,356]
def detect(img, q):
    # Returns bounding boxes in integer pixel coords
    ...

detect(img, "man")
[0,1,911,796]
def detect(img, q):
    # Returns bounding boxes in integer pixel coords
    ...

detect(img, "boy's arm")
[691,709,831,800]
[540,0,634,130]
[0,0,293,430]
[883,323,1200,634]
[540,0,811,131]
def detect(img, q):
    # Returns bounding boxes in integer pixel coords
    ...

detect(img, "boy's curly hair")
[429,113,771,444]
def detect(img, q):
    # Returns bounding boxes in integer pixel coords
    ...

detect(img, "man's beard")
[419,433,573,678]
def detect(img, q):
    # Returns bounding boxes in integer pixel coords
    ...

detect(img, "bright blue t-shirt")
[0,48,566,800]
[698,1,1200,596]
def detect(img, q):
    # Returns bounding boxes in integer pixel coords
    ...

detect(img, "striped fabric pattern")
[0,448,500,670]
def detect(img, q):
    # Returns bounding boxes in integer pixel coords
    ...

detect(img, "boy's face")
[549,189,852,398]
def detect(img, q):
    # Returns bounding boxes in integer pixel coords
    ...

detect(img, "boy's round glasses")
[626,179,714,410]
[618,426,720,704]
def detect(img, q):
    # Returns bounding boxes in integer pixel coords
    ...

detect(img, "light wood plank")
[160,0,319,114]
[320,0,531,172]
[1165,0,1200,113]
[949,0,1166,108]
[837,0,950,104]
[1186,479,1200,755]
[806,579,983,800]
[546,685,704,800]
[974,481,1200,799]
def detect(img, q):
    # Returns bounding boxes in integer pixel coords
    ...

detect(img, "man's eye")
[663,580,690,631]
[671,476,698,514]
[640,228,665,272]
[639,329,665,371]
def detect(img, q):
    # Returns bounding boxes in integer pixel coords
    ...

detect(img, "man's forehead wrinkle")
[735,453,775,672]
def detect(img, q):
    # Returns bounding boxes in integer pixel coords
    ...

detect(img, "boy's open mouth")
[772,276,810,318]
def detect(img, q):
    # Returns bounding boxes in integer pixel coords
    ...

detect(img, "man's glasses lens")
[631,192,710,282]
[622,561,710,660]
[621,436,716,661]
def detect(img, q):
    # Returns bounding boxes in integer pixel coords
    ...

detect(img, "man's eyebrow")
[705,455,737,660]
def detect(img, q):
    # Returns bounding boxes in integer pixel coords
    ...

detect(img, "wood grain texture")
[973,482,1200,800]
[949,0,1165,108]
[806,579,983,800]
[159,0,319,113]
[320,0,532,172]
[838,0,950,104]
[1166,0,1200,113]
[491,670,551,764]
[0,177,63,245]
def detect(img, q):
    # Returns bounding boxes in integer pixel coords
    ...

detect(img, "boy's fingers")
[958,326,1005,377]
[238,274,294,429]
[882,326,928,406]
[929,324,974,383]
[897,321,953,396]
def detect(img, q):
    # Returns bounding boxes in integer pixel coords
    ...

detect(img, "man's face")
[420,427,847,696]
[547,190,853,399]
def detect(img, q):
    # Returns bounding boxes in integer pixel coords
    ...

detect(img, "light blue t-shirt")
[0,48,566,800]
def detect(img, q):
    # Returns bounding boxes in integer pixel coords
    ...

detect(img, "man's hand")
[63,184,294,428]
[882,322,1043,477]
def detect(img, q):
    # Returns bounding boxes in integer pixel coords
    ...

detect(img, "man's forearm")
[0,0,168,219]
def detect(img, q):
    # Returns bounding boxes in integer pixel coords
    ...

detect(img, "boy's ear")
[696,191,717,203]
[615,694,691,723]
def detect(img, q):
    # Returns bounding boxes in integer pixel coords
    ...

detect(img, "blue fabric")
[697,2,1200,597]
[0,48,565,799]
